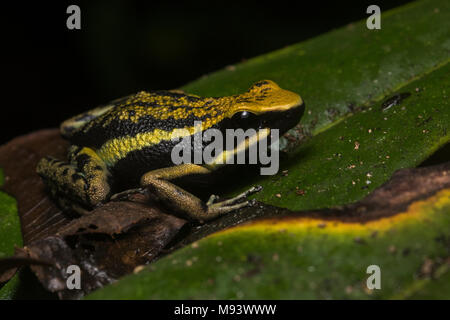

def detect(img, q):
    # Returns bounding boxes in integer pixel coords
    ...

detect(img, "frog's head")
[223,80,304,135]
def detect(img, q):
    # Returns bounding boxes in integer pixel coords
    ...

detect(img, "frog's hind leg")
[36,146,112,214]
[140,164,262,221]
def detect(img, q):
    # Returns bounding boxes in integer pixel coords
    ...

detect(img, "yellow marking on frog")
[205,128,271,168]
[102,93,224,126]
[97,123,205,166]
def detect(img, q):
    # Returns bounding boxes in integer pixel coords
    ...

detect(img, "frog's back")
[62,91,226,148]
[59,90,230,185]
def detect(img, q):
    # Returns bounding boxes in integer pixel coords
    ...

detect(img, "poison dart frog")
[37,80,304,220]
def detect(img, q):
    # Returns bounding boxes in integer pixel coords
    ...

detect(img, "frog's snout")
[258,101,305,134]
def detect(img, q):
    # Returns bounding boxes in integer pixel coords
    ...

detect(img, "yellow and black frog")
[37,80,304,220]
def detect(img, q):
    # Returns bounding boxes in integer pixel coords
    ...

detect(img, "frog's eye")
[227,111,259,130]
[240,111,250,119]
[233,111,255,121]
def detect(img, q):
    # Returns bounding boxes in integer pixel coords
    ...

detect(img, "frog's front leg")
[36,146,112,213]
[140,164,261,221]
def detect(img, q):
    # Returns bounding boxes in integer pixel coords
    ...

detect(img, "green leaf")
[0,172,22,259]
[397,267,450,300]
[0,274,20,300]
[87,188,450,299]
[85,0,450,299]
[183,0,450,210]
[0,169,22,300]
[248,61,449,210]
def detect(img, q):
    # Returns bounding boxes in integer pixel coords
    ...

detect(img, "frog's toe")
[203,185,262,219]
[206,194,219,205]
[244,185,263,196]
[213,185,262,207]
[206,200,250,217]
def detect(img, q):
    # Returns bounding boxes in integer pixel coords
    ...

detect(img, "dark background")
[1,0,414,144]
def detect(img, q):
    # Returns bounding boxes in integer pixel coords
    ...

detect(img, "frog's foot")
[37,147,112,209]
[206,194,219,206]
[140,164,262,221]
[205,185,263,217]
[110,187,147,201]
